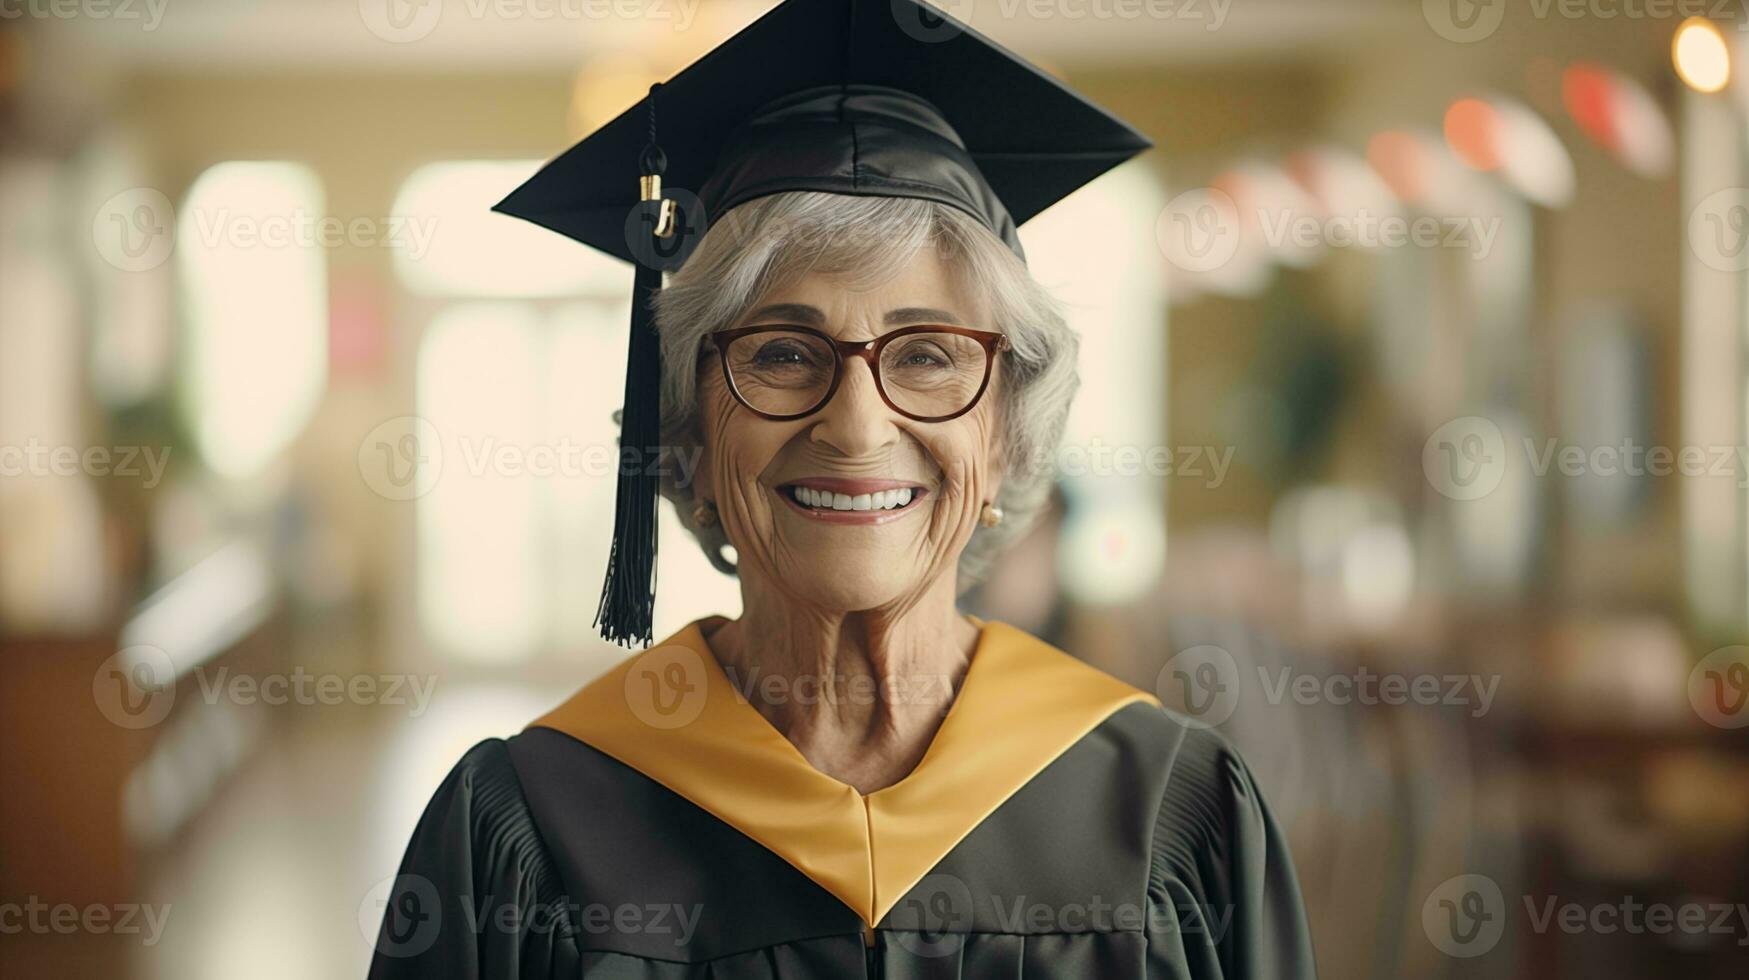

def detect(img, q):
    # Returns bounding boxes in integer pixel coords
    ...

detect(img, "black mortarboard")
[494,0,1152,648]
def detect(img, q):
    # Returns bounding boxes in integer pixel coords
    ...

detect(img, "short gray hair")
[653,190,1078,590]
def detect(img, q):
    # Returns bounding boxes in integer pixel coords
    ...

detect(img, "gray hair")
[653,190,1078,590]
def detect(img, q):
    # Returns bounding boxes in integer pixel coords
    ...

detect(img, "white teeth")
[790,486,917,510]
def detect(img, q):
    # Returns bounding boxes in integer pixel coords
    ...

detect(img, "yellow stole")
[529,617,1157,928]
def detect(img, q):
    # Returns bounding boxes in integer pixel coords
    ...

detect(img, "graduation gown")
[367,618,1318,979]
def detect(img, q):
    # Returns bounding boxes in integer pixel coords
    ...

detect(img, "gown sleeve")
[1147,724,1318,980]
[366,739,580,980]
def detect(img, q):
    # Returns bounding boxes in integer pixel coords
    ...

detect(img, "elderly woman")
[369,2,1315,978]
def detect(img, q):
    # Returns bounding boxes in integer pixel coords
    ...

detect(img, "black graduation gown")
[366,618,1317,979]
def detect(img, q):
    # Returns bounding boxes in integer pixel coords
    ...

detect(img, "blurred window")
[398,162,738,664]
[1680,91,1748,629]
[178,162,328,478]
[392,161,625,297]
[0,161,110,631]
[1021,162,1169,605]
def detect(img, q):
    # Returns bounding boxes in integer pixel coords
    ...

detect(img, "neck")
[708,576,980,794]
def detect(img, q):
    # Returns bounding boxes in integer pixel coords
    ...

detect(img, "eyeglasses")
[705,324,1010,423]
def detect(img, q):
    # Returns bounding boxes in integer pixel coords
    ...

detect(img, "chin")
[779,554,924,613]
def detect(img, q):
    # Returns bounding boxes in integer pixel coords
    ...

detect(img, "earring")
[692,500,718,528]
[978,501,1004,528]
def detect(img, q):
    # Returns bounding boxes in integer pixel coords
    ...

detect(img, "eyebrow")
[739,304,968,328]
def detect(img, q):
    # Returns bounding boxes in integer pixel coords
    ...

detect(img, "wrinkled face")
[693,247,1005,613]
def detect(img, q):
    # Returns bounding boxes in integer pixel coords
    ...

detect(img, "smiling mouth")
[776,480,929,524]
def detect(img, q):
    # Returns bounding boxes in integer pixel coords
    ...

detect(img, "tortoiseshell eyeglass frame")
[703,323,1011,423]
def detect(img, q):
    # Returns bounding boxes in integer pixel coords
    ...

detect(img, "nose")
[808,353,900,457]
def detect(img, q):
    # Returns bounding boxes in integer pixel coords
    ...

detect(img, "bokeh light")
[1562,61,1675,177]
[1444,98,1503,172]
[1673,17,1731,94]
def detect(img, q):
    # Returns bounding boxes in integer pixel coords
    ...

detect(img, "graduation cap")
[494,0,1153,648]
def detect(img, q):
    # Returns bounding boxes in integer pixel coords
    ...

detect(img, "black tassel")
[594,260,663,648]
[594,87,673,648]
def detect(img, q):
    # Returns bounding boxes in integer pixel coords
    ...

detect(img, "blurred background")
[5,0,1749,976]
